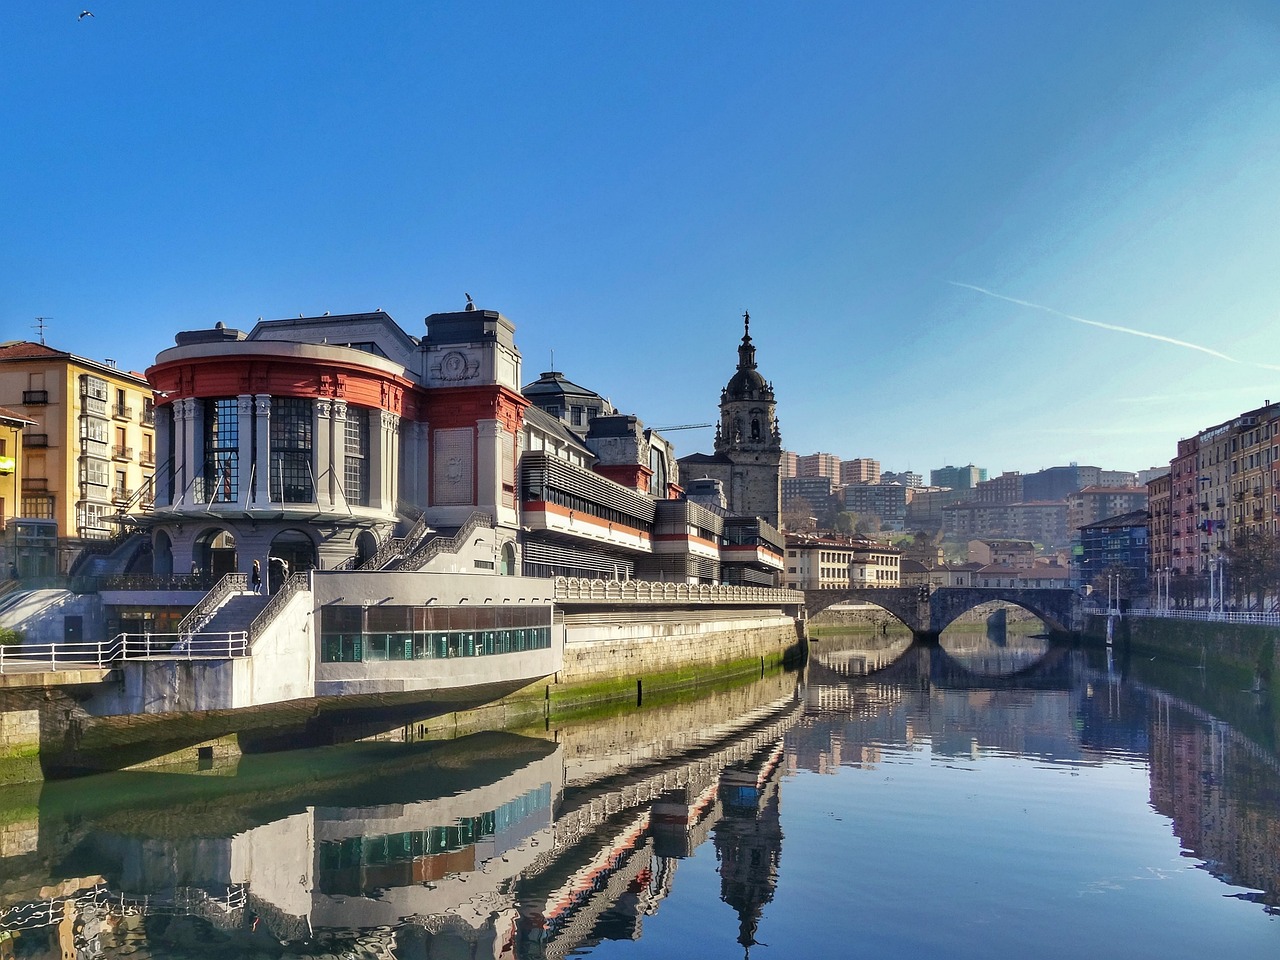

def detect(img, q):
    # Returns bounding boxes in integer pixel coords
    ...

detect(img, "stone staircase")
[199,593,272,636]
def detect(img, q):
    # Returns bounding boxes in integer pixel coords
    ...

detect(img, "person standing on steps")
[251,559,262,594]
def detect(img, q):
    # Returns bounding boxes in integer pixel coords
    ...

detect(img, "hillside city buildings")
[1,306,785,594]
[2,302,1276,611]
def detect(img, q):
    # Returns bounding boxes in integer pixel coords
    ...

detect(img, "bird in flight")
[78,10,94,19]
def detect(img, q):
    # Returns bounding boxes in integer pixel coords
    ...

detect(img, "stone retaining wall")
[1085,614,1279,679]
[559,611,800,683]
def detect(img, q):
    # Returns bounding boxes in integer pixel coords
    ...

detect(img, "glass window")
[344,407,370,506]
[202,398,239,503]
[271,397,314,503]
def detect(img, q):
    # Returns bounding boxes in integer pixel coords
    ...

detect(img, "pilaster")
[315,399,333,509]
[253,394,272,504]
[237,395,255,507]
[331,399,348,509]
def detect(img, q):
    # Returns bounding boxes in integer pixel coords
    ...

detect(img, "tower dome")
[722,311,774,403]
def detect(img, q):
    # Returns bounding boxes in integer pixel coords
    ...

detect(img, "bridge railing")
[555,576,803,605]
[0,632,249,673]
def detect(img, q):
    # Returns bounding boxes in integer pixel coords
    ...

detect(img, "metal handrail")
[398,510,493,571]
[248,571,311,644]
[175,572,250,635]
[356,510,436,571]
[1112,606,1280,626]
[0,632,250,672]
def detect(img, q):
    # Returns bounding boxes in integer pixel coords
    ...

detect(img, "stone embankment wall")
[1083,614,1279,679]
[409,606,804,741]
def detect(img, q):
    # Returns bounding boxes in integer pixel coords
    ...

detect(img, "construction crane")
[652,423,713,431]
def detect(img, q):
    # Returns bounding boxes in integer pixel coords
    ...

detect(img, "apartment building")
[0,341,156,569]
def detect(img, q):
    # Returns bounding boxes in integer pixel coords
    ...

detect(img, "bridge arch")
[930,588,1074,635]
[804,587,1078,639]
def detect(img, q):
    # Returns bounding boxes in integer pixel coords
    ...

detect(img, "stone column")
[402,417,430,510]
[154,404,173,506]
[315,399,332,510]
[331,400,348,509]
[253,394,272,504]
[237,395,255,507]
[369,410,399,512]
[476,419,504,518]
[176,398,200,505]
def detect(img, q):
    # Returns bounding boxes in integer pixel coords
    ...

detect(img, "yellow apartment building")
[0,341,156,571]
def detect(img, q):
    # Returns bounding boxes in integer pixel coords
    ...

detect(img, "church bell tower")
[714,312,782,527]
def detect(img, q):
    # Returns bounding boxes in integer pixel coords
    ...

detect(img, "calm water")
[2,628,1280,959]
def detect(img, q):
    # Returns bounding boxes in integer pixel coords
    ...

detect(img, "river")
[1,625,1279,959]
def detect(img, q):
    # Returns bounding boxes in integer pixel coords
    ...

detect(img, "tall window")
[271,397,314,503]
[203,398,239,503]
[344,407,370,506]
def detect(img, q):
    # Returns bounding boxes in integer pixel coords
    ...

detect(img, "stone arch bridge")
[804,586,1081,641]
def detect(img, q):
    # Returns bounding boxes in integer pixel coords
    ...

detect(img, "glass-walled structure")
[320,603,553,663]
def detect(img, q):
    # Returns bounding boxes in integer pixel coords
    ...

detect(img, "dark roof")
[522,370,607,405]
[678,451,733,466]
[1081,509,1150,530]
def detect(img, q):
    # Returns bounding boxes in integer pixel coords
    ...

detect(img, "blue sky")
[3,2,1279,477]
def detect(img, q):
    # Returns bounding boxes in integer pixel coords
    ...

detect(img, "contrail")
[949,281,1280,370]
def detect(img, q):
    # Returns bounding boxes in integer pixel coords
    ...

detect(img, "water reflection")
[3,632,1280,958]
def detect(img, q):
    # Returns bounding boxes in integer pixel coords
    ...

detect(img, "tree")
[782,498,817,533]
[1224,530,1280,610]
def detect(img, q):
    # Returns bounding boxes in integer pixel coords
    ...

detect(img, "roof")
[677,451,734,466]
[0,340,70,361]
[1081,509,1150,530]
[0,340,151,385]
[0,404,36,427]
[522,403,593,457]
[522,370,608,405]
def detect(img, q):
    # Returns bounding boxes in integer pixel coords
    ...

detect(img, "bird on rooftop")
[78,10,94,19]
[465,292,475,311]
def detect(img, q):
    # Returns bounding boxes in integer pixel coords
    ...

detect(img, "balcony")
[112,444,133,460]
[111,486,132,504]
[21,478,47,492]
[112,403,134,421]
[142,405,155,425]
[1216,498,1226,507]
[24,433,48,447]
[1199,502,1210,510]
[140,448,155,466]
[22,389,48,404]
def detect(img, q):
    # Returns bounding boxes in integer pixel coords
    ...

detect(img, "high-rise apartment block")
[796,452,841,481]
[840,458,880,485]
[930,464,987,490]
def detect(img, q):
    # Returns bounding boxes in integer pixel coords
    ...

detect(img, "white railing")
[554,576,803,605]
[0,632,249,673]
[1116,607,1280,626]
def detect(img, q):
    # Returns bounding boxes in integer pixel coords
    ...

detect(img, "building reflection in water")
[4,634,1280,958]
